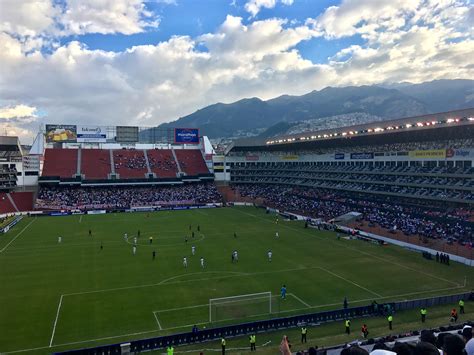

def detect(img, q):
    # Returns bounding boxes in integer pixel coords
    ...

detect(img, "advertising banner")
[280,155,299,160]
[175,128,199,144]
[408,149,446,159]
[446,148,472,158]
[335,153,345,160]
[77,125,106,142]
[350,152,374,159]
[245,154,259,161]
[45,125,77,143]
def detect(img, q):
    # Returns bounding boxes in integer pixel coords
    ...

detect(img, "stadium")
[0,108,473,354]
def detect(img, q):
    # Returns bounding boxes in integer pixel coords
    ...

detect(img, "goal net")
[209,292,272,323]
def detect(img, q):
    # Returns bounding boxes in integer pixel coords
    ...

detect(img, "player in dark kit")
[89,229,92,236]
[153,250,156,260]
[100,242,103,251]
[138,230,140,237]
[197,225,200,232]
[192,231,195,238]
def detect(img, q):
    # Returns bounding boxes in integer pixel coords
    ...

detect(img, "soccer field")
[0,206,472,354]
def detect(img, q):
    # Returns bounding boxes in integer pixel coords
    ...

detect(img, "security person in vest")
[345,319,351,334]
[301,326,307,343]
[250,334,256,351]
[221,337,226,354]
[167,345,174,355]
[388,314,393,330]
[421,307,427,322]
[459,299,465,314]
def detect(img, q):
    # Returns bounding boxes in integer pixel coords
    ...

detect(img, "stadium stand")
[175,149,210,175]
[113,150,148,179]
[8,191,34,212]
[0,192,17,213]
[80,149,111,180]
[42,148,78,178]
[147,149,179,178]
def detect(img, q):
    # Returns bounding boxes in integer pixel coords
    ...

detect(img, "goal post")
[209,291,272,323]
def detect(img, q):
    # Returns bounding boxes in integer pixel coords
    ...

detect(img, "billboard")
[335,153,345,160]
[280,155,299,160]
[408,149,446,159]
[116,126,139,143]
[77,125,106,143]
[350,152,374,159]
[446,148,472,158]
[45,125,77,143]
[174,128,199,144]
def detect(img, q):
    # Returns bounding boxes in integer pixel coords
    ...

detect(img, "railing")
[54,292,472,354]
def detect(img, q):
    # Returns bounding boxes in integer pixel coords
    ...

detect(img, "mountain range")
[156,79,474,139]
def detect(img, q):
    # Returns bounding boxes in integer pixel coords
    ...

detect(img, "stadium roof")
[231,108,474,150]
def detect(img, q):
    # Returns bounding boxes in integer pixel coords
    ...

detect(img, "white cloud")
[244,0,295,17]
[0,0,472,143]
[0,105,39,121]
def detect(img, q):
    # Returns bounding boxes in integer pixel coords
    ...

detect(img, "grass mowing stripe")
[233,208,460,287]
[0,218,37,254]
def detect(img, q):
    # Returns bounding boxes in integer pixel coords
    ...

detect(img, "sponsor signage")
[350,152,374,159]
[174,128,199,144]
[280,155,299,160]
[409,149,446,159]
[77,125,106,143]
[335,153,345,160]
[45,124,77,143]
[446,148,471,158]
[245,154,259,161]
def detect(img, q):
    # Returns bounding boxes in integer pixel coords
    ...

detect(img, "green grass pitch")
[0,206,472,354]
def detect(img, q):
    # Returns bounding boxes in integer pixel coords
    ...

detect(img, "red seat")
[42,148,77,178]
[175,150,209,175]
[81,149,111,179]
[9,191,34,211]
[147,150,178,178]
[0,193,16,213]
[113,150,148,179]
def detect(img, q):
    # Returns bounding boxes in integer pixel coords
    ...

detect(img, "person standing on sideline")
[421,307,427,322]
[459,299,465,314]
[281,285,287,299]
[249,334,256,351]
[345,319,351,334]
[361,324,369,338]
[388,314,393,330]
[167,345,174,355]
[221,337,226,355]
[301,326,307,343]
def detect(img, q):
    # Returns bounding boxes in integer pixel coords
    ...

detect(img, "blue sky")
[0,0,472,142]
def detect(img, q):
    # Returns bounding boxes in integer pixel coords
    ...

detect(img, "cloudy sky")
[0,0,473,143]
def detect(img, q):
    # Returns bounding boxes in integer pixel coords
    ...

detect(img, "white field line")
[317,266,383,298]
[289,293,311,308]
[0,218,37,254]
[232,208,461,287]
[153,312,163,330]
[49,295,64,347]
[5,286,467,354]
[79,215,83,223]
[154,303,208,314]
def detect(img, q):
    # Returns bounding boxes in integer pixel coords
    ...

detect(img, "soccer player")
[152,250,156,260]
[89,229,92,237]
[183,257,188,268]
[276,217,279,224]
[100,242,103,251]
[281,285,287,299]
[234,232,237,238]
[231,252,235,263]
[233,250,239,262]
[124,233,128,241]
[192,245,196,255]
[132,245,137,255]
[149,236,153,244]
[268,250,272,262]
[134,237,137,245]
[189,224,192,230]
[275,231,279,238]
[197,225,200,232]
[200,257,205,268]
[185,236,188,243]
[192,231,195,238]
[58,236,62,243]
[137,230,140,237]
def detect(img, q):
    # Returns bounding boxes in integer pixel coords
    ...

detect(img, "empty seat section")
[81,149,111,179]
[113,150,148,179]
[42,148,77,178]
[0,192,16,213]
[9,191,34,211]
[147,150,178,178]
[175,150,209,175]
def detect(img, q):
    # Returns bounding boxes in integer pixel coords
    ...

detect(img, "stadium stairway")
[76,147,82,176]
[109,149,115,175]
[6,193,19,212]
[171,148,183,175]
[143,149,152,176]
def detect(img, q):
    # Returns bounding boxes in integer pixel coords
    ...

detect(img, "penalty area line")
[153,312,163,330]
[50,294,64,347]
[289,293,311,308]
[0,217,37,254]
